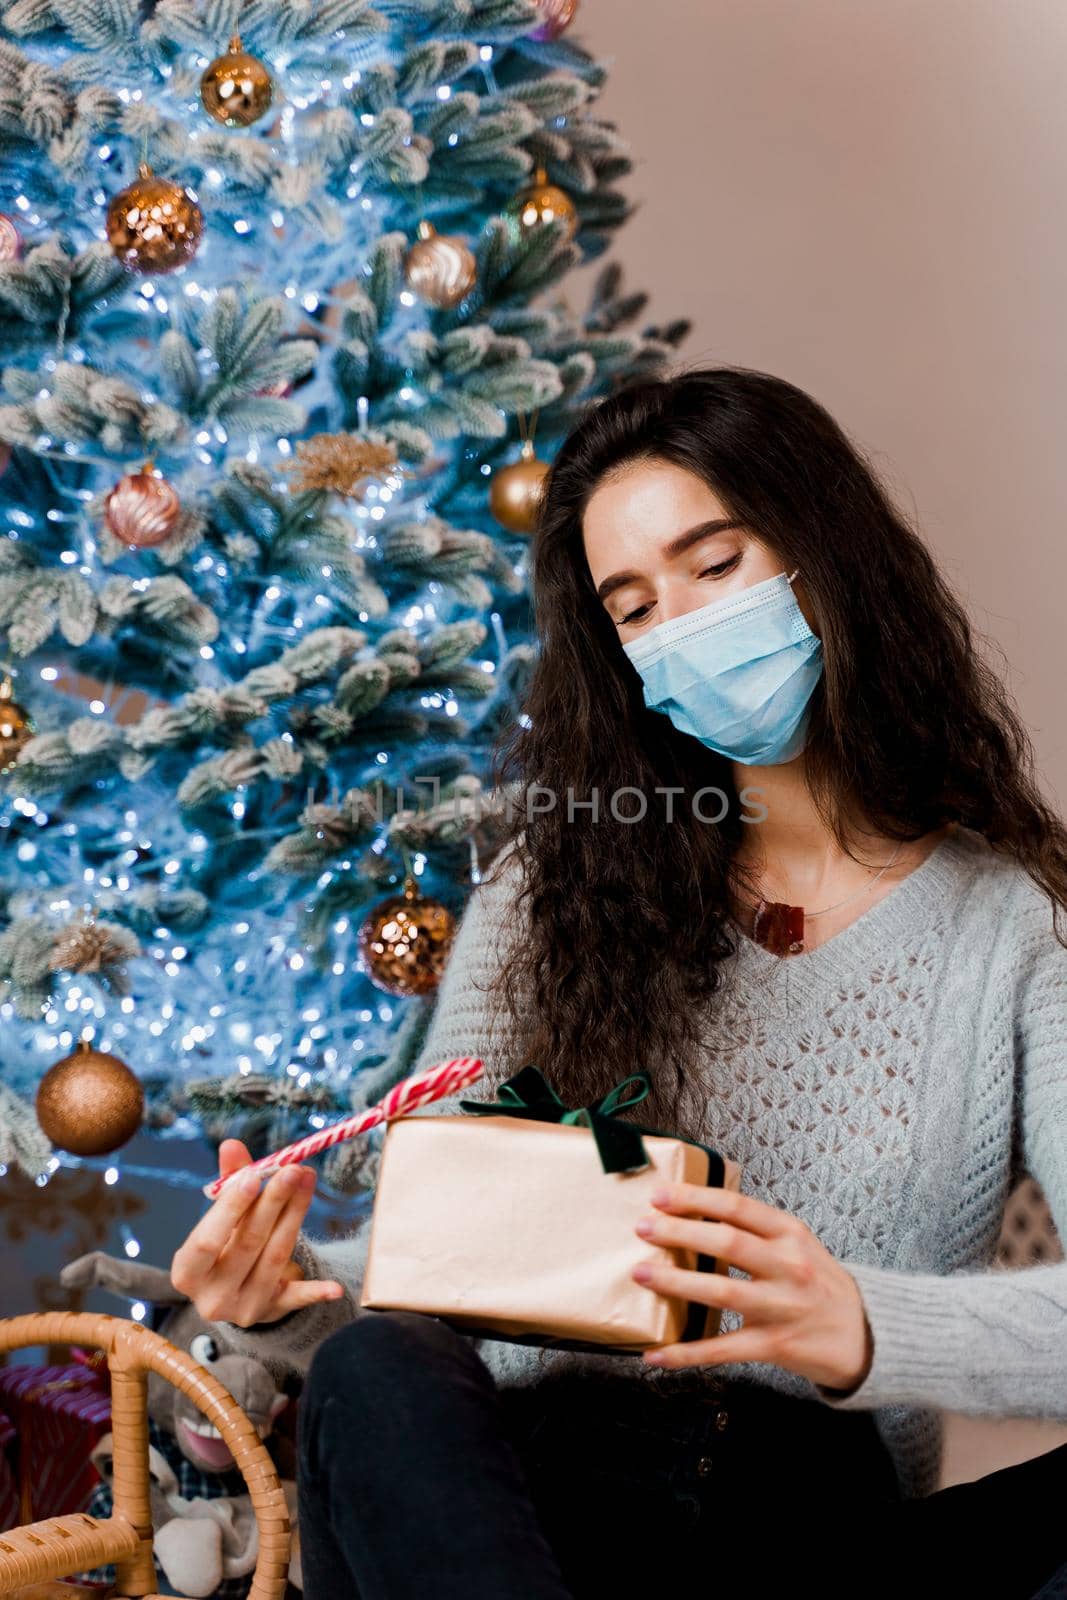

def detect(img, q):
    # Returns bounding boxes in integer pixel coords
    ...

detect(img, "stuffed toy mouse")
[59,1250,302,1599]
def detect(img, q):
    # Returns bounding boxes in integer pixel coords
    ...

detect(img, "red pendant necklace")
[750,840,904,956]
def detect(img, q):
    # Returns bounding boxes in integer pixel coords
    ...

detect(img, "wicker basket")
[0,1312,290,1600]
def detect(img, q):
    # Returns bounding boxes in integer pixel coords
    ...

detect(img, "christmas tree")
[0,0,686,1192]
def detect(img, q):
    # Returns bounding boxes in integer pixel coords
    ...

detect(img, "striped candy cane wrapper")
[201,1055,484,1200]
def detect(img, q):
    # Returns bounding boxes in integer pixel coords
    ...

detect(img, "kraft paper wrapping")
[360,1114,743,1353]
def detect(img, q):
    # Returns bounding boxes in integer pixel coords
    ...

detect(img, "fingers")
[271,1277,347,1318]
[218,1139,253,1180]
[650,1181,803,1240]
[173,1163,276,1294]
[636,1211,780,1278]
[642,1327,782,1371]
[631,1256,768,1316]
[230,1170,319,1311]
[218,1166,314,1291]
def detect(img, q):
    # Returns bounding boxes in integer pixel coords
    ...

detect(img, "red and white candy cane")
[201,1055,484,1201]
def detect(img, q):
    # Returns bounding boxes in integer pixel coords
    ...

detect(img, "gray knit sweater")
[214,824,1067,1500]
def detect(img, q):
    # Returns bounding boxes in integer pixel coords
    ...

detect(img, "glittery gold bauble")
[106,163,203,274]
[36,1041,145,1156]
[200,34,274,128]
[507,166,578,243]
[0,676,34,774]
[358,877,456,997]
[531,0,580,39]
[403,220,477,310]
[104,463,181,548]
[489,439,551,534]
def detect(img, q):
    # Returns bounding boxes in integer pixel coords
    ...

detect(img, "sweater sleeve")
[207,839,530,1378]
[814,880,1067,1417]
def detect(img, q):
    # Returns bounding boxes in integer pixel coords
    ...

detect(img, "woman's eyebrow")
[595,519,743,604]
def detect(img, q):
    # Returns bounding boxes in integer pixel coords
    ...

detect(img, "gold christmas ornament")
[358,877,456,997]
[507,166,578,243]
[284,432,399,498]
[490,438,551,534]
[403,221,477,310]
[531,0,580,39]
[35,1041,145,1157]
[200,34,274,128]
[0,675,34,774]
[104,462,181,548]
[106,163,203,274]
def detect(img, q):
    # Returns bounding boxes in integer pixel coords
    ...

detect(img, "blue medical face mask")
[620,567,824,765]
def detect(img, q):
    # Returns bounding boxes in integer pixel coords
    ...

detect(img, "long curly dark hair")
[475,366,1067,1139]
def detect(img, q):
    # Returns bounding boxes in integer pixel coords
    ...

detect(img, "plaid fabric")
[76,1417,262,1600]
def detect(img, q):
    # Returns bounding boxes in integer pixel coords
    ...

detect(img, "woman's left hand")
[631,1180,873,1392]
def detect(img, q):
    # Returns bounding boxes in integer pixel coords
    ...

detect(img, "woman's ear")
[791,575,820,637]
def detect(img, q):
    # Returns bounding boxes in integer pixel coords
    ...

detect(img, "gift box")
[0,1408,17,1532]
[360,1065,743,1353]
[0,1355,112,1529]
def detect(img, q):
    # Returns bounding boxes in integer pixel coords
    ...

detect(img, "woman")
[172,369,1067,1599]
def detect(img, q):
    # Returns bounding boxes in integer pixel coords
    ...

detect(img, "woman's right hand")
[171,1138,346,1328]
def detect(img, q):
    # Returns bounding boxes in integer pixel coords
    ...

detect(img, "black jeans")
[296,1310,1067,1600]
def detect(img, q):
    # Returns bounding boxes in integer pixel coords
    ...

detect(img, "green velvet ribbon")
[459,1063,653,1174]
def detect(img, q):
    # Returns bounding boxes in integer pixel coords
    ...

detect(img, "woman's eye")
[618,554,742,627]
[699,554,741,580]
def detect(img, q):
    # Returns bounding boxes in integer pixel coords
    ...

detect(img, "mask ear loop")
[787,568,800,583]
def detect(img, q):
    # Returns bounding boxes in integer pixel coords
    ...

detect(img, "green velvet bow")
[458,1063,653,1174]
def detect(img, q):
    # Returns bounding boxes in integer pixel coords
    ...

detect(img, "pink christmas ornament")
[530,0,579,41]
[0,215,22,263]
[201,1054,485,1200]
[104,465,181,548]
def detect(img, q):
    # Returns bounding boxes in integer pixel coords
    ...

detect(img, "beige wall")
[581,0,1067,809]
